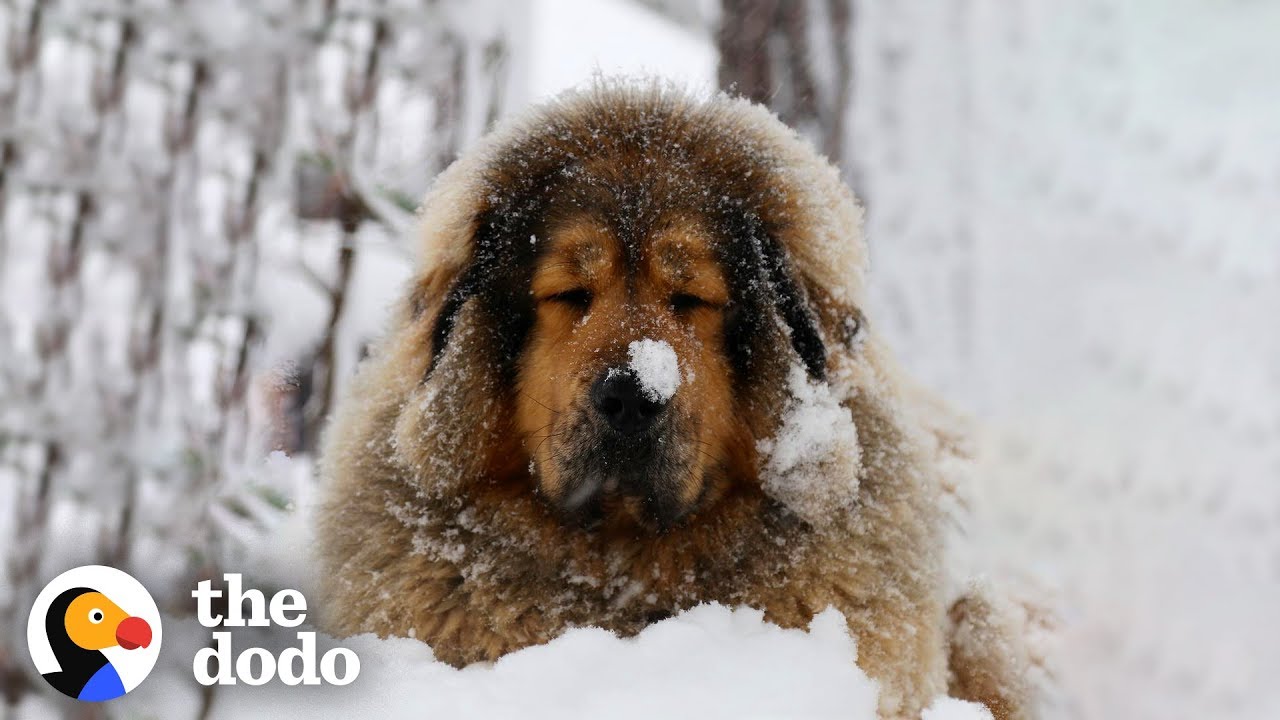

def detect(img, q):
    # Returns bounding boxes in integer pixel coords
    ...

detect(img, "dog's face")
[515,214,747,530]
[422,110,835,534]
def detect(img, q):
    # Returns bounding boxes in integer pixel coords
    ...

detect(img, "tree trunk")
[717,0,856,178]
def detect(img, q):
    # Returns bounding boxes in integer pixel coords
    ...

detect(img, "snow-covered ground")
[15,600,991,720]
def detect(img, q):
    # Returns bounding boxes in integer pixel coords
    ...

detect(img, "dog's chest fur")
[323,426,829,666]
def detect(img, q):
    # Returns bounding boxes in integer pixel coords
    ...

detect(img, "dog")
[316,82,1037,719]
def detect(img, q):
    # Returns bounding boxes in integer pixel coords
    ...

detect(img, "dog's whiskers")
[532,431,564,456]
[521,390,561,415]
[693,447,730,469]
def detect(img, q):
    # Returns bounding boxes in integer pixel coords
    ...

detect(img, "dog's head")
[412,87,867,532]
[516,208,800,530]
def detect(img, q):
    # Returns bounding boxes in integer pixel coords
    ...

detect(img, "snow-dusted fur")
[316,81,1035,719]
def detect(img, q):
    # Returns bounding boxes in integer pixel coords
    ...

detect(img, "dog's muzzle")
[550,366,692,529]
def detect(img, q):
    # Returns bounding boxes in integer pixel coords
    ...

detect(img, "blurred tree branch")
[0,3,512,714]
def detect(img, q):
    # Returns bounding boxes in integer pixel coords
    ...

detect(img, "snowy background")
[1,1,1277,719]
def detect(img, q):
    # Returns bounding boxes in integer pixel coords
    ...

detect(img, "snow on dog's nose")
[591,339,681,435]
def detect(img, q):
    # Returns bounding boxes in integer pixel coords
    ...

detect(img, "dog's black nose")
[591,370,666,434]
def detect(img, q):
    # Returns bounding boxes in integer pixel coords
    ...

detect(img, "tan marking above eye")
[647,226,729,310]
[530,216,620,306]
[663,263,730,309]
[655,244,693,283]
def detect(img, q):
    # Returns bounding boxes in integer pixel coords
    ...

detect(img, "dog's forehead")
[647,222,718,284]
[538,213,718,282]
[541,216,616,275]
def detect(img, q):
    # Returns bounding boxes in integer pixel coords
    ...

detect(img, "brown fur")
[316,82,1036,719]
[515,215,749,526]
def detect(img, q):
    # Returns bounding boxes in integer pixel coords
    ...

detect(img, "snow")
[626,338,681,403]
[922,697,995,720]
[756,366,861,526]
[120,603,979,720]
[855,2,1280,718]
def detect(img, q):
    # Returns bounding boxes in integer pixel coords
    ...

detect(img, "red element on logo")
[115,617,151,650]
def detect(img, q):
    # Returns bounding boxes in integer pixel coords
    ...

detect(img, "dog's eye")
[547,288,592,310]
[670,293,709,313]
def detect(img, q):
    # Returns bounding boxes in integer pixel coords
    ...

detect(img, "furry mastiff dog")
[317,83,1036,718]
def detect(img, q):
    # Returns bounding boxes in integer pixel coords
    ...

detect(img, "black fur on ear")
[425,196,547,380]
[428,263,480,373]
[719,208,827,383]
[759,236,827,380]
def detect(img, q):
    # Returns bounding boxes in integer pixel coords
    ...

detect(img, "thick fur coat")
[316,83,1035,719]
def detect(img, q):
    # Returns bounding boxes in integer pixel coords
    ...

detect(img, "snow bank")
[627,338,681,402]
[114,603,996,720]
[756,366,862,526]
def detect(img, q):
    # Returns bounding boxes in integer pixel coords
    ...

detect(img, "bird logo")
[27,566,162,702]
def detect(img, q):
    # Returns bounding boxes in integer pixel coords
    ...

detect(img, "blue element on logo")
[78,663,126,702]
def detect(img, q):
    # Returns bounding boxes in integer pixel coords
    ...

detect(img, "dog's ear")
[424,212,540,380]
[427,263,480,376]
[758,236,827,381]
[721,214,828,382]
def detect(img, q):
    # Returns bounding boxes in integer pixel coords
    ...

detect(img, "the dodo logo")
[27,566,161,702]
